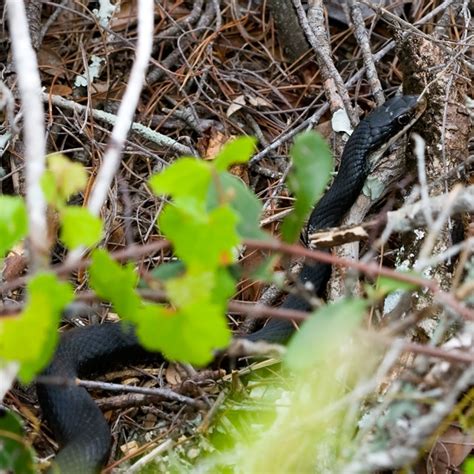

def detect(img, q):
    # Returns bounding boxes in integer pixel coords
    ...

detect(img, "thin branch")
[292,0,357,124]
[385,185,474,234]
[415,184,464,270]
[80,0,162,214]
[6,0,48,269]
[43,93,192,156]
[36,375,203,408]
[244,238,474,321]
[0,362,20,401]
[128,439,175,473]
[412,133,434,227]
[348,0,384,105]
[0,240,171,296]
[64,0,154,266]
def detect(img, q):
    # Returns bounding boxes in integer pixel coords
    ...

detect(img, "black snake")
[36,95,424,473]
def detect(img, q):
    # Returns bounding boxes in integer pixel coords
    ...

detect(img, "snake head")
[364,94,427,169]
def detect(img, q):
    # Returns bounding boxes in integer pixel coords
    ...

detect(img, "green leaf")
[60,206,102,249]
[89,252,234,365]
[214,136,257,171]
[207,172,267,239]
[149,158,212,204]
[0,273,74,382]
[212,267,236,304]
[285,298,367,372]
[143,261,186,285]
[0,409,35,474]
[89,249,141,317]
[47,153,87,199]
[249,255,282,284]
[41,170,58,205]
[376,274,419,295]
[0,196,28,257]
[135,301,230,366]
[166,270,216,306]
[281,132,333,243]
[159,205,239,270]
[464,457,474,474]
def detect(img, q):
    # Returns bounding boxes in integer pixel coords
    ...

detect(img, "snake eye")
[397,113,411,126]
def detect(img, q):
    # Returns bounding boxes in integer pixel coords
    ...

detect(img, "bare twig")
[244,238,474,321]
[292,0,357,124]
[36,374,203,407]
[127,439,174,473]
[6,0,48,269]
[412,133,434,227]
[43,93,192,156]
[65,0,154,266]
[385,185,474,234]
[348,0,384,105]
[0,362,20,401]
[415,184,464,270]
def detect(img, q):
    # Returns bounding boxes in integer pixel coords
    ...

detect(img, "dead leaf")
[247,95,271,108]
[120,440,140,456]
[229,164,250,186]
[315,120,333,140]
[431,424,474,469]
[165,364,182,385]
[109,0,138,31]
[47,84,72,97]
[226,95,246,117]
[3,247,27,282]
[38,47,66,78]
[198,129,236,161]
[144,413,157,429]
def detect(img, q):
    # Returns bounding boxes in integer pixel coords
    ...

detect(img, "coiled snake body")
[36,95,424,473]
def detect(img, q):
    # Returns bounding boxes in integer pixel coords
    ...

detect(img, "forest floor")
[1,1,473,472]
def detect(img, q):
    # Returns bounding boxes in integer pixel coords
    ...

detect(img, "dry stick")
[6,0,48,269]
[1,0,49,400]
[2,219,472,321]
[155,0,204,41]
[146,0,215,84]
[127,439,174,474]
[365,182,474,269]
[361,0,459,48]
[384,184,474,234]
[42,95,191,156]
[38,0,68,46]
[67,297,474,365]
[2,181,472,318]
[344,365,474,472]
[366,330,474,365]
[418,236,474,270]
[75,286,309,324]
[244,238,474,321]
[0,363,19,404]
[348,0,384,106]
[415,184,464,270]
[412,134,434,227]
[292,0,358,125]
[65,0,154,268]
[35,374,202,407]
[77,379,202,408]
[0,240,172,296]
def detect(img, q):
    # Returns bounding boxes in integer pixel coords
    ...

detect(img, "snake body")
[36,95,423,473]
[248,94,423,343]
